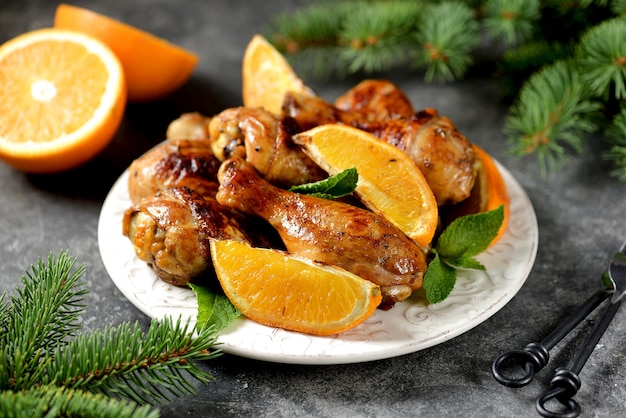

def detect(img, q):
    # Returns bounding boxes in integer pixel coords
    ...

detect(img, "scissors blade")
[608,240,626,304]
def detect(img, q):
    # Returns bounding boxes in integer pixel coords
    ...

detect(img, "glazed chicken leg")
[123,186,275,287]
[216,158,428,308]
[127,138,221,205]
[334,79,417,121]
[208,106,326,188]
[282,84,477,206]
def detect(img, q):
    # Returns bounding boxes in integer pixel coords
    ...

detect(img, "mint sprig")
[423,205,505,304]
[190,283,241,332]
[288,167,358,199]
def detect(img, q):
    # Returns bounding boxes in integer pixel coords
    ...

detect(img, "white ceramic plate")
[98,160,538,365]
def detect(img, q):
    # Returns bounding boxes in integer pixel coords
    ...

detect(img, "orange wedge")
[54,4,198,102]
[0,28,126,173]
[242,34,314,114]
[293,124,438,249]
[439,145,510,245]
[474,145,510,244]
[210,239,382,336]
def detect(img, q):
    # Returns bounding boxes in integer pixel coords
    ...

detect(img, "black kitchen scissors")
[491,242,626,418]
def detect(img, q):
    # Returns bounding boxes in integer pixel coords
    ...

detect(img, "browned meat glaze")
[165,111,212,141]
[123,186,271,287]
[208,106,326,188]
[334,79,416,121]
[216,157,428,309]
[282,82,478,206]
[127,138,222,205]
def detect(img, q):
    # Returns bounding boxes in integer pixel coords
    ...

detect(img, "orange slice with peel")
[54,3,198,102]
[0,28,126,173]
[439,145,510,246]
[473,145,510,245]
[210,239,382,336]
[242,34,314,114]
[293,124,438,249]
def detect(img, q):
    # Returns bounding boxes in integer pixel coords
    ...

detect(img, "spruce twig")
[604,107,626,181]
[504,60,602,175]
[0,251,222,417]
[482,0,541,46]
[266,0,626,181]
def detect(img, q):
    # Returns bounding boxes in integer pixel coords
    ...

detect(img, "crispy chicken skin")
[165,112,212,141]
[334,79,416,121]
[282,89,477,205]
[123,186,262,287]
[208,106,326,188]
[127,138,221,205]
[362,110,478,206]
[216,157,427,308]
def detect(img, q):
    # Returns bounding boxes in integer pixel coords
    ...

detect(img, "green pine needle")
[577,17,626,100]
[339,2,421,74]
[414,2,479,82]
[504,59,602,175]
[0,385,158,418]
[1,251,222,417]
[265,1,626,181]
[482,0,541,45]
[604,106,626,181]
[612,0,626,15]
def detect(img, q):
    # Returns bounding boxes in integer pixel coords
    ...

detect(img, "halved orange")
[0,28,126,173]
[293,124,438,249]
[210,239,382,336]
[54,4,198,102]
[242,34,314,114]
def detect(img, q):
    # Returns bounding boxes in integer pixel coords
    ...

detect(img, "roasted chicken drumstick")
[216,157,428,308]
[127,138,221,205]
[208,106,326,188]
[123,186,272,287]
[282,83,477,206]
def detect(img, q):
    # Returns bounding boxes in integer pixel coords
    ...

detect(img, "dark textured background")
[1,1,625,416]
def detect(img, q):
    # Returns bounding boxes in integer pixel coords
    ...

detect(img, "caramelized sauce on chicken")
[282,81,477,206]
[208,107,326,188]
[216,157,427,308]
[123,78,483,312]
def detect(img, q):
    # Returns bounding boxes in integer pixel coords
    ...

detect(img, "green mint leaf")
[436,205,504,262]
[189,283,241,332]
[289,167,358,199]
[449,254,486,271]
[423,252,458,304]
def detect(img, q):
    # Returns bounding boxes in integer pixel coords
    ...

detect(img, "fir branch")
[414,2,479,82]
[338,2,421,74]
[482,0,541,45]
[611,0,626,15]
[267,2,353,79]
[504,59,602,175]
[46,317,220,404]
[1,251,223,417]
[499,40,573,75]
[266,1,626,180]
[0,385,158,418]
[268,2,344,52]
[2,251,88,391]
[577,17,626,100]
[497,40,573,95]
[604,106,626,181]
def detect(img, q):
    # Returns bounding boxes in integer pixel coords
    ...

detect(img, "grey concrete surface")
[1,1,625,417]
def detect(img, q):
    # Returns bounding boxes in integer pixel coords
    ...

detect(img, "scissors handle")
[491,342,549,387]
[536,299,622,418]
[491,289,609,388]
